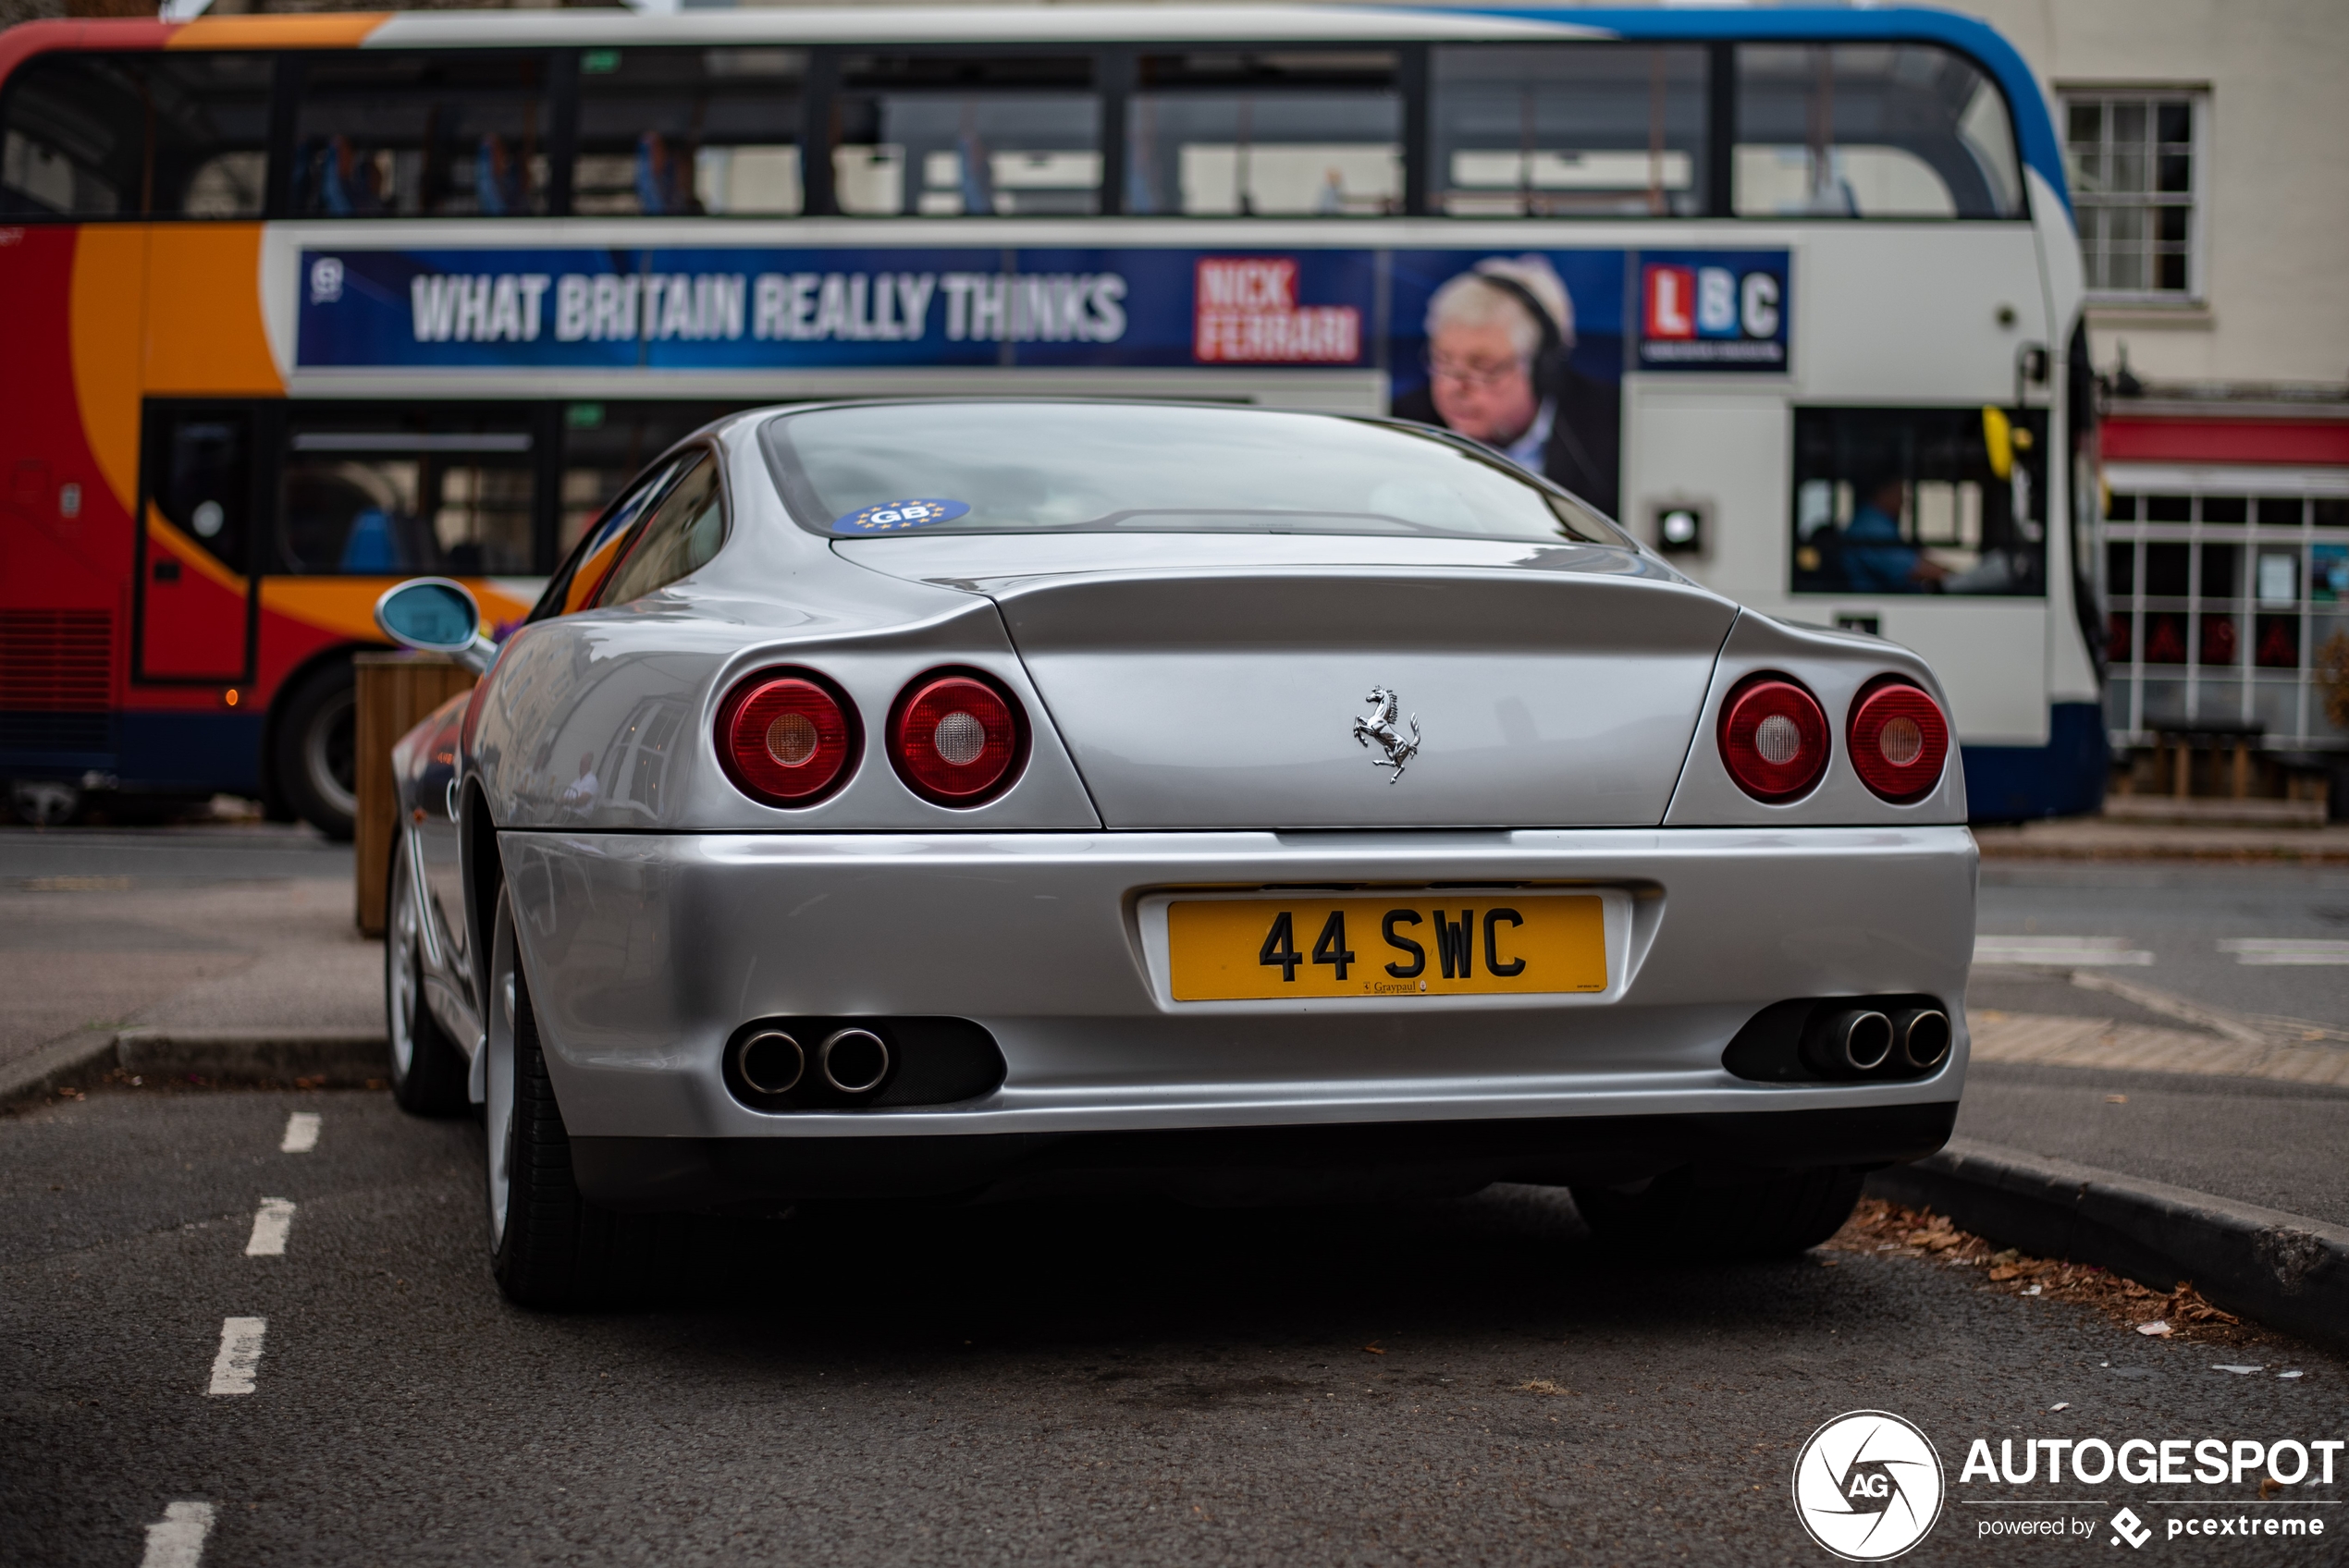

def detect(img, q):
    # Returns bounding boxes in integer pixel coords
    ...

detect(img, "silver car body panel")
[500,824,1975,1141]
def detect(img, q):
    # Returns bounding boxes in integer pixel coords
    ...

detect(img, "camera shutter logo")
[1792,1410,1945,1561]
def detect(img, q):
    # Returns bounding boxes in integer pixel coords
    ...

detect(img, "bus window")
[2,54,143,217]
[575,48,806,216]
[1127,51,1400,217]
[291,53,551,218]
[1791,407,2047,596]
[1429,45,1708,218]
[832,54,1099,217]
[1734,45,2024,219]
[1,53,272,220]
[558,401,753,551]
[278,415,536,575]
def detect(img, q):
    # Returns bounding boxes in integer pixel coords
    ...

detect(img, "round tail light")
[718,670,856,806]
[1848,679,1950,803]
[1718,675,1830,802]
[889,672,1025,805]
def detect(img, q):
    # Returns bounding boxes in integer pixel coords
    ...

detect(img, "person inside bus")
[338,506,400,572]
[476,134,522,216]
[1839,472,1948,593]
[1391,256,1620,518]
[634,131,693,215]
[310,136,385,217]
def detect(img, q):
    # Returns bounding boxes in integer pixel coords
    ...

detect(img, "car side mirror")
[374,577,498,675]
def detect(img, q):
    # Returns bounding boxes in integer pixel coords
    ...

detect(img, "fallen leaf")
[1519,1379,1568,1396]
[1360,1343,1385,1355]
[1988,1265,2023,1282]
[2136,1320,2172,1337]
[2106,1094,2128,1104]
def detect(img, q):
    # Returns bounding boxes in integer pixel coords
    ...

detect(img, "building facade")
[1957,0,2349,790]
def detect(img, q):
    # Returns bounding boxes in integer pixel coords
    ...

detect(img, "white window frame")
[2058,85,2209,308]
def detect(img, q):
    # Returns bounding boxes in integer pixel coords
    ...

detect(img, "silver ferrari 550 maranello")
[374,398,1974,1308]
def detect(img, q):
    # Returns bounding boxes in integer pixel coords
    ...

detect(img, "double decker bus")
[0,4,2102,834]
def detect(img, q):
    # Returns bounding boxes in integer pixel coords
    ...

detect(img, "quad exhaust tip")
[1894,1008,1951,1072]
[733,1029,805,1096]
[1817,1009,1894,1074]
[818,1028,891,1095]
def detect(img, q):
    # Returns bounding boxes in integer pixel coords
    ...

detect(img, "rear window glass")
[762,402,1622,545]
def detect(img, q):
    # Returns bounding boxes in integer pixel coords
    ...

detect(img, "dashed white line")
[279,1112,320,1154]
[244,1198,296,1258]
[1974,936,2154,967]
[206,1317,267,1396]
[2219,938,2349,966]
[137,1501,215,1568]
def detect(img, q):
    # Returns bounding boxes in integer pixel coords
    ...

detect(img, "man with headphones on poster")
[1392,255,1622,519]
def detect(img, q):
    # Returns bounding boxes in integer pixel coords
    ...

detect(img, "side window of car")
[525,458,681,623]
[593,453,726,606]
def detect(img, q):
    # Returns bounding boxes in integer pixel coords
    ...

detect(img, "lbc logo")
[1643,263,1780,342]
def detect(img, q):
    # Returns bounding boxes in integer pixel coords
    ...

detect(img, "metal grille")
[0,611,114,754]
[0,611,113,709]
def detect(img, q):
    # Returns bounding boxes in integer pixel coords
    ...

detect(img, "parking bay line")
[279,1112,320,1154]
[137,1501,215,1568]
[244,1198,295,1258]
[206,1317,266,1396]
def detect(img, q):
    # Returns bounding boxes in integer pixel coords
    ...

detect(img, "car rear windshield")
[761,402,1623,545]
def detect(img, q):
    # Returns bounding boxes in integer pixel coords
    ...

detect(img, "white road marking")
[138,1501,215,1568]
[1974,936,2154,967]
[279,1112,320,1154]
[2219,937,2349,966]
[244,1198,295,1258]
[206,1317,266,1396]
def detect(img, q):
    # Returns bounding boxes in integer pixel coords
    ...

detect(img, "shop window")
[833,54,1098,217]
[1790,406,2045,595]
[1429,45,1706,217]
[2143,543,2190,597]
[575,48,805,216]
[1127,51,1400,216]
[2145,494,2191,522]
[2106,540,2135,595]
[292,53,550,217]
[1735,44,2023,219]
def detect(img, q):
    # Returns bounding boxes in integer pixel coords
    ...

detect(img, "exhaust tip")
[1816,1009,1893,1074]
[1895,1009,1951,1072]
[734,1029,806,1096]
[818,1027,891,1095]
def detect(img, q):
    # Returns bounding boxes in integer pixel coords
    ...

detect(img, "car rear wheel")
[485,890,716,1309]
[273,660,357,840]
[386,834,469,1117]
[1571,1165,1864,1259]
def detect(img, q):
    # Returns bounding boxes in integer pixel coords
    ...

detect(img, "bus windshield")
[764,402,1622,545]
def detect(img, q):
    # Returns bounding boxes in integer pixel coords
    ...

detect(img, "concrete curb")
[1,1027,388,1109]
[1868,1138,2349,1354]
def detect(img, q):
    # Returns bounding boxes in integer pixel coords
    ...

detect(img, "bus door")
[138,406,260,682]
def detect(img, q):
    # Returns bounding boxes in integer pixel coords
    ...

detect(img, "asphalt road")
[2,1086,2343,1568]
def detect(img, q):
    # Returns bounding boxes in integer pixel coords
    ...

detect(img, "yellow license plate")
[1168,894,1606,1001]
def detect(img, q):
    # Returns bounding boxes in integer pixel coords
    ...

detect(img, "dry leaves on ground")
[1825,1198,2264,1346]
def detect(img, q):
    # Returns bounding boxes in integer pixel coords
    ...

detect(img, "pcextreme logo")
[1793,1411,1948,1561]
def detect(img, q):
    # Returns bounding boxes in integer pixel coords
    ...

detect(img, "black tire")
[273,659,357,840]
[485,892,715,1309]
[1572,1165,1864,1260]
[386,834,470,1117]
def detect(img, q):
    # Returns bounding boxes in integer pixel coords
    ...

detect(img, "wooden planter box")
[354,652,477,937]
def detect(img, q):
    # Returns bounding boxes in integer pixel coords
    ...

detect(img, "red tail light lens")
[1718,675,1830,802]
[1848,679,1950,803]
[718,671,856,806]
[890,672,1025,805]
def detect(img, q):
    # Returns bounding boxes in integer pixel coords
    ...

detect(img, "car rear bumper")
[502,825,1976,1182]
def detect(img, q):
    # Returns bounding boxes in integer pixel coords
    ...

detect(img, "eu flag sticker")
[831,497,969,534]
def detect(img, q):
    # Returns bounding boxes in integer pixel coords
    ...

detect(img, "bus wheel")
[275,660,358,840]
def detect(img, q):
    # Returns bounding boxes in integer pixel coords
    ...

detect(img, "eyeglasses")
[1424,353,1528,390]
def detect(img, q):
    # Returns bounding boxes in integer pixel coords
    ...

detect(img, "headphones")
[1470,270,1568,396]
[1461,268,1609,502]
